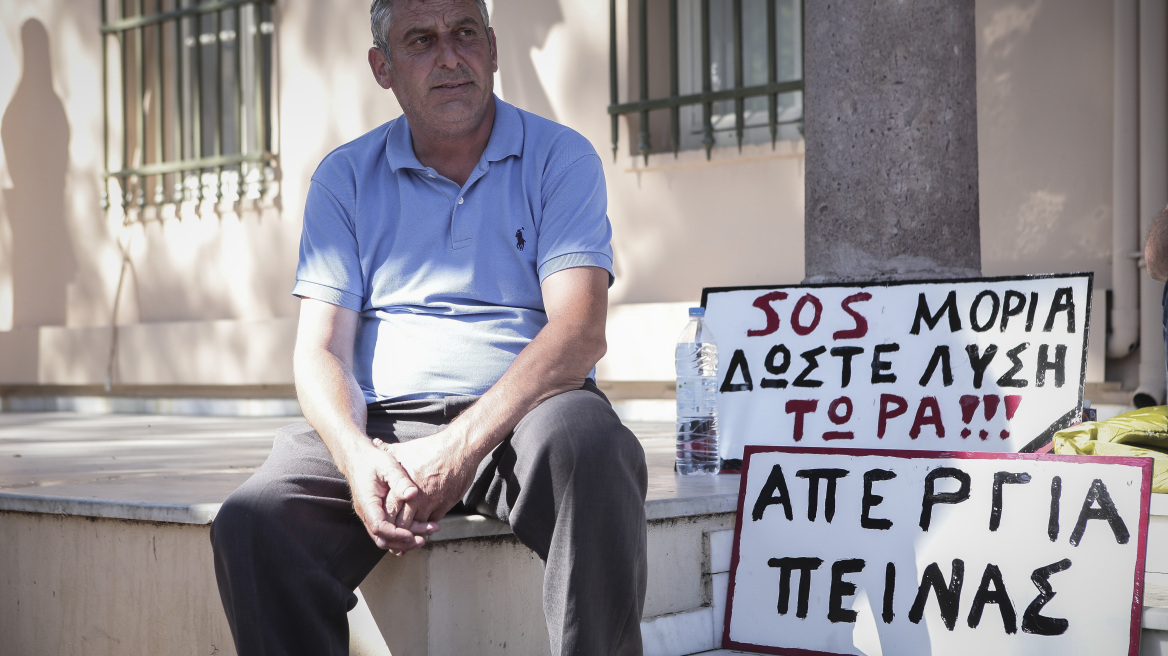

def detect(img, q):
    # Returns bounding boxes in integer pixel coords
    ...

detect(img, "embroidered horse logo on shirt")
[515,227,526,251]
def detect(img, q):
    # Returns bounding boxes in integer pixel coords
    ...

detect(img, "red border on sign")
[721,445,1154,656]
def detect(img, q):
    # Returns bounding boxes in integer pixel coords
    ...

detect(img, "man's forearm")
[1147,205,1168,282]
[294,346,373,476]
[293,298,435,549]
[443,267,609,463]
[452,314,604,456]
[291,297,384,480]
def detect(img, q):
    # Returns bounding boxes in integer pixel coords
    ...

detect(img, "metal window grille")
[100,0,276,213]
[609,0,803,162]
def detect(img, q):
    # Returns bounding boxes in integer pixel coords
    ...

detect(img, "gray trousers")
[210,382,649,655]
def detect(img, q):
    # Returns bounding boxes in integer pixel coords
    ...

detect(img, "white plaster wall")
[0,3,106,332]
[975,0,1115,383]
[0,513,233,656]
[0,0,1138,387]
[518,0,807,307]
[0,1,383,385]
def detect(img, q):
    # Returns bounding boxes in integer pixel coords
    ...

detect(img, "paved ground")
[0,412,741,526]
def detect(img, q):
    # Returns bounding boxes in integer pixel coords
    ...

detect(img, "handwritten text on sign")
[724,447,1151,656]
[702,274,1092,460]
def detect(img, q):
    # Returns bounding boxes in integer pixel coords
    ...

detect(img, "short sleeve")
[535,145,614,285]
[293,176,365,312]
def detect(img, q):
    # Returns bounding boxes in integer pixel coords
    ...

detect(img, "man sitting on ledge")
[209,1,649,654]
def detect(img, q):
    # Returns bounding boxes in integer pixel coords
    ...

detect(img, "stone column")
[803,0,981,283]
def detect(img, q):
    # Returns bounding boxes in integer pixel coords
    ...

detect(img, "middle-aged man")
[209,0,650,654]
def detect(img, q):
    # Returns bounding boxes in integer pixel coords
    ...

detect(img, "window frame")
[100,0,277,214]
[608,0,804,163]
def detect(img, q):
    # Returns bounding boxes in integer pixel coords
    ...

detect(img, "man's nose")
[434,34,459,69]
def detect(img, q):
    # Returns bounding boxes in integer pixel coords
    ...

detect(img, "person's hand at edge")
[344,442,440,554]
[371,433,478,524]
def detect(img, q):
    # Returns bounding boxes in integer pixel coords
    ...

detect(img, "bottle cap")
[689,307,705,317]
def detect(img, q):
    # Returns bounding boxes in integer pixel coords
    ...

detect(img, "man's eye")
[412,35,432,45]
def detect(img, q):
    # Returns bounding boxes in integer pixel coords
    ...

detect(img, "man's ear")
[488,27,498,73]
[368,47,393,89]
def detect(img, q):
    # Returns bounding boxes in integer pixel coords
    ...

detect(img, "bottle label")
[677,376,717,418]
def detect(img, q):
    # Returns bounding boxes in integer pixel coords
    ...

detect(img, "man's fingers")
[374,451,421,529]
[347,446,431,552]
[372,522,428,552]
[381,487,402,529]
[358,497,402,550]
[366,515,426,551]
[364,505,436,550]
[410,520,440,536]
[358,494,391,543]
[396,497,417,529]
[375,448,420,501]
[393,477,419,501]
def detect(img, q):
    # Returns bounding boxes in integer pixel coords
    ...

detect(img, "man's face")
[369,0,497,141]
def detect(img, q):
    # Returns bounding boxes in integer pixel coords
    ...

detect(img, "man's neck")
[410,104,496,187]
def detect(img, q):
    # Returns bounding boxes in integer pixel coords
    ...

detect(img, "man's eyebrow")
[399,24,436,42]
[398,16,481,42]
[450,16,481,29]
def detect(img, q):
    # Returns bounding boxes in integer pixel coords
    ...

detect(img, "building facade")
[0,0,1161,405]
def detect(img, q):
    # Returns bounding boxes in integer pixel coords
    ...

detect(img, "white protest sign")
[702,274,1092,462]
[724,447,1152,656]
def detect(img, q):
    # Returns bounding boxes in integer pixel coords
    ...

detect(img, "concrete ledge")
[0,490,513,541]
[5,411,1168,655]
[0,493,222,525]
[0,412,741,655]
[0,412,739,532]
[1146,606,1168,632]
[641,607,715,656]
[0,479,739,539]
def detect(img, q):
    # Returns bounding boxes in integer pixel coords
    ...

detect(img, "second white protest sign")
[723,447,1151,656]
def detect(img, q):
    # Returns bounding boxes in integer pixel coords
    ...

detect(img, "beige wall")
[0,513,232,656]
[0,1,373,386]
[0,5,104,333]
[975,0,1116,382]
[977,0,1113,279]
[0,0,1151,389]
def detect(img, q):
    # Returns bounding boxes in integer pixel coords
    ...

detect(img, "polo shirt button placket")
[451,193,471,249]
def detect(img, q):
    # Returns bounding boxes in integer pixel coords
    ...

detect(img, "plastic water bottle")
[676,307,720,475]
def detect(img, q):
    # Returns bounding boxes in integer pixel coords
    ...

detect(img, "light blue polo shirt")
[293,97,614,403]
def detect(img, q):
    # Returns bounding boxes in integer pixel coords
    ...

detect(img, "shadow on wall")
[492,0,562,122]
[976,0,1113,273]
[1,19,75,329]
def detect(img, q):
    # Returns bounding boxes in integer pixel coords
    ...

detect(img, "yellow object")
[1052,406,1168,493]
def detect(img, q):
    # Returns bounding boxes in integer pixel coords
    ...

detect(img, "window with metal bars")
[609,0,803,162]
[100,0,276,213]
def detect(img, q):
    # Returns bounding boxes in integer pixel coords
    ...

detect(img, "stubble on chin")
[411,88,492,138]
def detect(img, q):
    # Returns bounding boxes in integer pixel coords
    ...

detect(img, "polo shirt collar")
[482,97,523,163]
[384,95,523,173]
[384,114,424,172]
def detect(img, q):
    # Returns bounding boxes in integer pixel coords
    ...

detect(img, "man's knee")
[517,388,646,488]
[211,480,275,555]
[212,423,357,567]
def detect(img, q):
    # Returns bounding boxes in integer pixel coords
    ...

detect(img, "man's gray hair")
[370,0,490,55]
